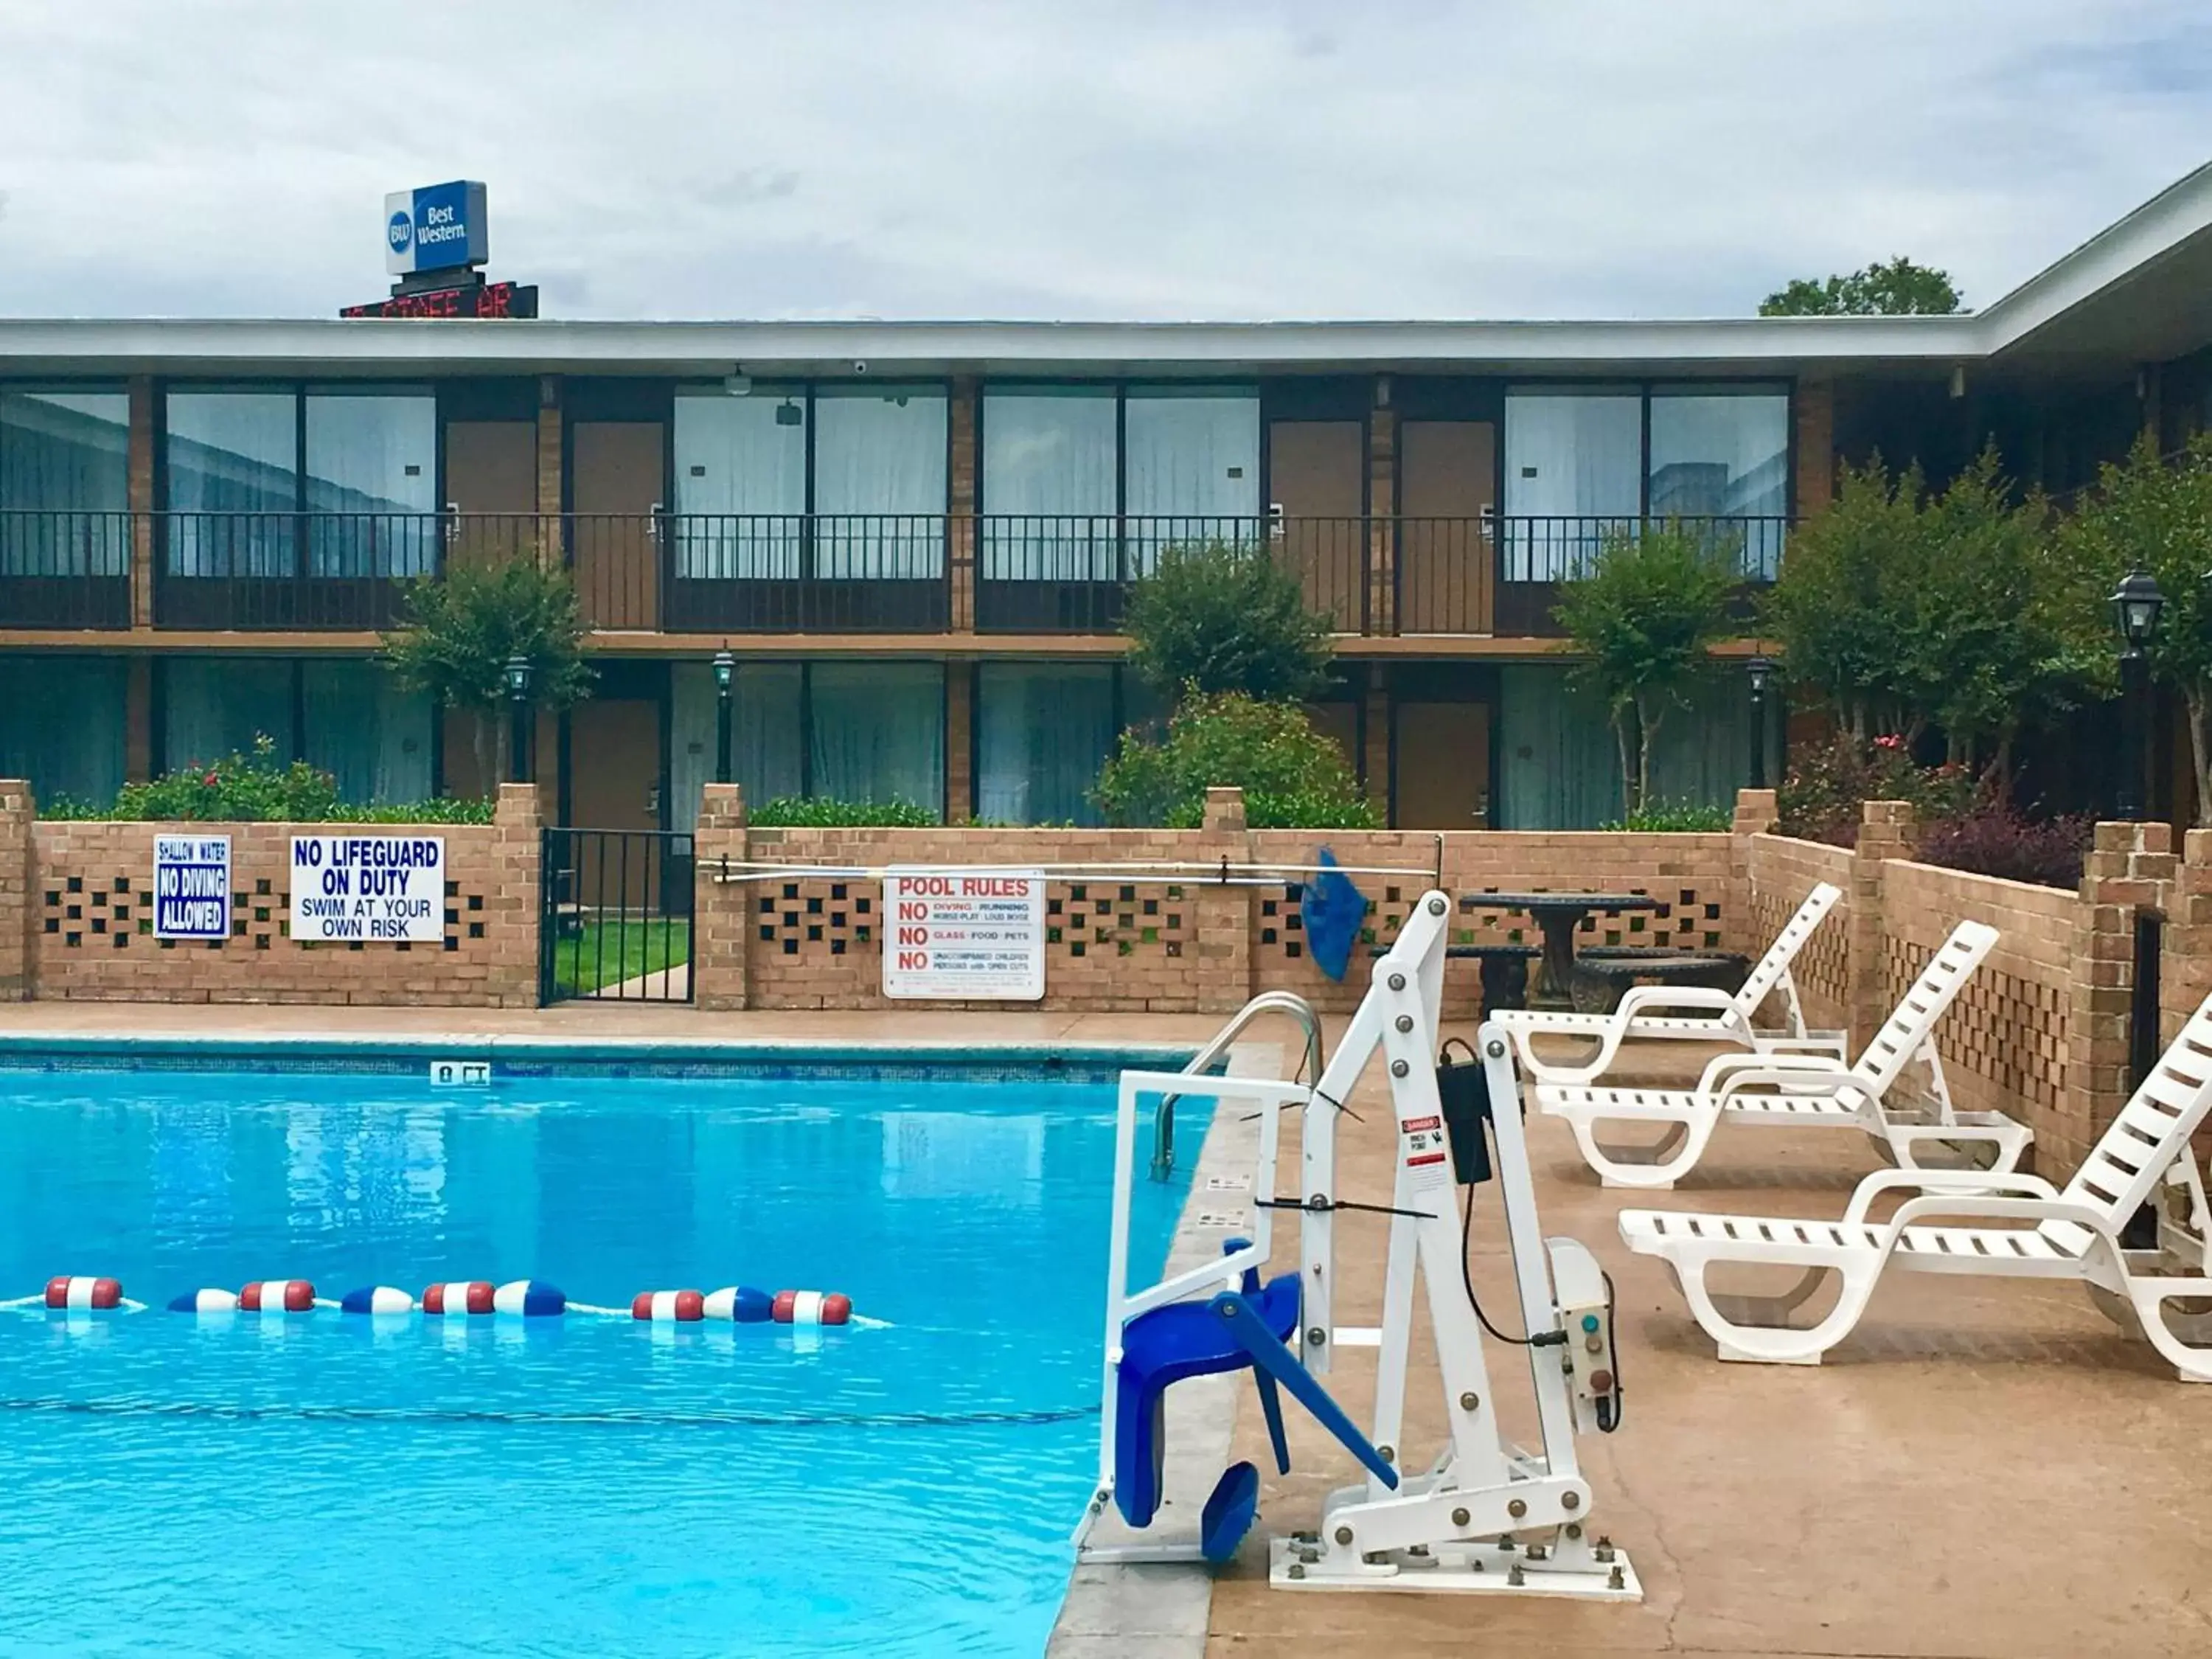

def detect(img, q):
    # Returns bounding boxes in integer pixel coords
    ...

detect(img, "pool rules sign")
[883,869,1047,1001]
[153,834,232,940]
[290,835,446,944]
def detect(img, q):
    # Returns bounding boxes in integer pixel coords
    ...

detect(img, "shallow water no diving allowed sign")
[153,833,232,941]
[882,869,1046,1001]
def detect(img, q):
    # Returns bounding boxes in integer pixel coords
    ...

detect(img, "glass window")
[0,654,126,806]
[982,387,1118,581]
[1124,386,1260,573]
[162,657,296,769]
[1649,386,1790,577]
[807,662,943,812]
[672,389,807,579]
[976,663,1116,825]
[813,388,946,579]
[304,389,437,577]
[1502,389,1641,580]
[0,389,130,575]
[165,390,298,577]
[302,659,432,804]
[667,660,804,828]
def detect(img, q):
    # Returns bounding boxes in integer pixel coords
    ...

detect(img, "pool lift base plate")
[1269,1533,1641,1599]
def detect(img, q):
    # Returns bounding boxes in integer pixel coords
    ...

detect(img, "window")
[813,389,947,579]
[1648,386,1789,578]
[808,662,944,810]
[1502,389,1641,580]
[0,654,125,804]
[1124,387,1259,572]
[0,388,129,576]
[976,663,1116,824]
[162,656,297,768]
[302,659,432,804]
[303,390,437,577]
[165,391,297,577]
[672,389,807,579]
[668,660,803,828]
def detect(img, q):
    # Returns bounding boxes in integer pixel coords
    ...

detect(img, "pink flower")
[202,771,219,787]
[1872,734,1904,751]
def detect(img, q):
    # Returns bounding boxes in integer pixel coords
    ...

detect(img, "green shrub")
[1093,692,1377,829]
[1124,540,1336,704]
[749,796,940,827]
[43,734,497,824]
[1778,734,1974,845]
[1601,799,1733,833]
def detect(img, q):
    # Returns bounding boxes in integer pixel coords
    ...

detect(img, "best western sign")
[385,181,488,276]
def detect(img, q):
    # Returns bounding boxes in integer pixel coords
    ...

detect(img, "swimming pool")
[0,1060,1205,1658]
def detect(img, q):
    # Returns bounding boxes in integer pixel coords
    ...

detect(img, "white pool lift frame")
[1080,889,1641,1599]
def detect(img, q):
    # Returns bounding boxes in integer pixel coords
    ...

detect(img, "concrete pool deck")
[4,1002,2208,1659]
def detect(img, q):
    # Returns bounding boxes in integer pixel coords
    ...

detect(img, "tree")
[2062,431,2212,823]
[1123,539,1335,705]
[1759,257,1962,316]
[1552,524,1738,813]
[1093,691,1377,829]
[382,557,596,785]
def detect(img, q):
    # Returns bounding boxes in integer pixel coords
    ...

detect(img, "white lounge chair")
[1618,992,2212,1380]
[1494,882,1844,1085]
[1532,919,2028,1189]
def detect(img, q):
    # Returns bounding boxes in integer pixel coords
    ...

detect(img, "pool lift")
[1078,889,1639,1598]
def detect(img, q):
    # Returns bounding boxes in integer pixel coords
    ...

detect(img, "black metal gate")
[540,828,695,1005]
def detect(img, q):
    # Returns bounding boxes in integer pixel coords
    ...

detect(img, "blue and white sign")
[153,834,232,941]
[383,181,489,276]
[290,835,447,944]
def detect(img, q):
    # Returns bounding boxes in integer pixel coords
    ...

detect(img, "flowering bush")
[41,735,496,824]
[1778,736,1973,846]
[1094,691,1377,829]
[1916,801,2091,890]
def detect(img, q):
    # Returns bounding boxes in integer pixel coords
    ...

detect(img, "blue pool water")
[0,1064,1203,1658]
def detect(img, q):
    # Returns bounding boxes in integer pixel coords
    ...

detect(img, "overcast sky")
[1,1,2208,322]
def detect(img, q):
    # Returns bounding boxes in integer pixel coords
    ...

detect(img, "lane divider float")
[4,1276,862,1327]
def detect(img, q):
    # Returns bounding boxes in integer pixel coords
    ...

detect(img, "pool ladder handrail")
[1151,990,1325,1179]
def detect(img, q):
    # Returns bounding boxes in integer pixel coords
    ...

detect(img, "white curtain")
[163,657,296,769]
[0,654,126,806]
[976,662,1115,824]
[0,390,131,575]
[672,389,807,578]
[302,659,433,804]
[981,388,1117,580]
[813,389,947,579]
[1501,391,1642,580]
[304,391,437,577]
[1124,387,1260,574]
[1649,387,1790,578]
[671,661,805,825]
[808,661,943,811]
[165,391,297,577]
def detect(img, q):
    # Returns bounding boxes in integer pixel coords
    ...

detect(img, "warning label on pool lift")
[882,869,1047,1001]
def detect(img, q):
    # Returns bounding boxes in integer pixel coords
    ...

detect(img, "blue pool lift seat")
[1114,1245,1399,1564]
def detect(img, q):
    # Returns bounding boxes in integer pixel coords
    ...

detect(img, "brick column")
[0,779,31,1001]
[1847,799,1914,1053]
[944,665,973,824]
[1793,378,1835,521]
[948,376,977,633]
[535,376,564,567]
[2164,829,2212,1044]
[1367,389,1397,636]
[488,782,543,1008]
[1362,666,1391,821]
[1195,786,1253,1013]
[1730,787,1780,954]
[692,782,750,1012]
[125,658,155,782]
[2059,821,2176,1175]
[128,376,156,628]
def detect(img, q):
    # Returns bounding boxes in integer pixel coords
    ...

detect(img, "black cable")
[1458,1179,1563,1348]
[1256,1194,1433,1222]
[1598,1267,1624,1433]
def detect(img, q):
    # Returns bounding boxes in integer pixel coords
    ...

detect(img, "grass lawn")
[549,917,691,998]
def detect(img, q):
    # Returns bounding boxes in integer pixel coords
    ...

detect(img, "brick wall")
[1742,830,1854,1031]
[9,784,541,1007]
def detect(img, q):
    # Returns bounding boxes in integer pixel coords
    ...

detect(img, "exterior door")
[571,422,664,630]
[566,697,665,905]
[1393,700,1492,829]
[444,420,538,572]
[1267,421,1365,630]
[1399,422,1495,634]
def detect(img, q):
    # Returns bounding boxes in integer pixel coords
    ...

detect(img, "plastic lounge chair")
[1618,992,2212,1380]
[1531,919,2025,1189]
[1493,883,1844,1085]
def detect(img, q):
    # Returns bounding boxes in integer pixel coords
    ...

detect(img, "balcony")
[0,510,1789,638]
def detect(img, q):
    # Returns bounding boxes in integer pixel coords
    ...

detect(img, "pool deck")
[4,1002,2209,1659]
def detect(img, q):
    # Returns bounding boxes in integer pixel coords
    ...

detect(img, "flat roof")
[3,162,2208,380]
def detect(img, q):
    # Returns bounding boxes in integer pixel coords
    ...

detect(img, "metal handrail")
[1151,990,1324,1179]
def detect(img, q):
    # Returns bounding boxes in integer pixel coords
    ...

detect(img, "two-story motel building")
[4,163,2212,833]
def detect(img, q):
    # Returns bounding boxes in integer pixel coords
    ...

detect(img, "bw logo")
[387,210,414,253]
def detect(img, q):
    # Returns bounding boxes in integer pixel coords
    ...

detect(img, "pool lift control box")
[1080,891,1639,1599]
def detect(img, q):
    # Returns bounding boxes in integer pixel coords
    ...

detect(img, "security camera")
[852,360,869,375]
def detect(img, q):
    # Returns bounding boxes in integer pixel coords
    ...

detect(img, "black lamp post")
[2112,570,2164,821]
[1745,655,1775,791]
[504,654,535,786]
[712,647,736,786]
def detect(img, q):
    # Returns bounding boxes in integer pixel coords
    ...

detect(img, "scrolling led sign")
[340,282,539,320]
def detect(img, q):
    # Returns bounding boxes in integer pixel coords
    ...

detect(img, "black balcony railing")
[0,509,133,628]
[660,513,950,633]
[156,511,441,630]
[1491,513,1788,636]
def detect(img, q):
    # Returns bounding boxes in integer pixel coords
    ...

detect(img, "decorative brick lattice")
[1251,882,1413,967]
[758,880,874,958]
[1046,883,1190,962]
[1454,886,1723,951]
[1882,933,2067,1119]
[43,870,484,956]
[1750,885,1851,1018]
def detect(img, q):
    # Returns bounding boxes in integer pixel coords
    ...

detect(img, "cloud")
[0,0,2207,321]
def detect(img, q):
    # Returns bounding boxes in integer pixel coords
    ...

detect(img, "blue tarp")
[1299,848,1365,982]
